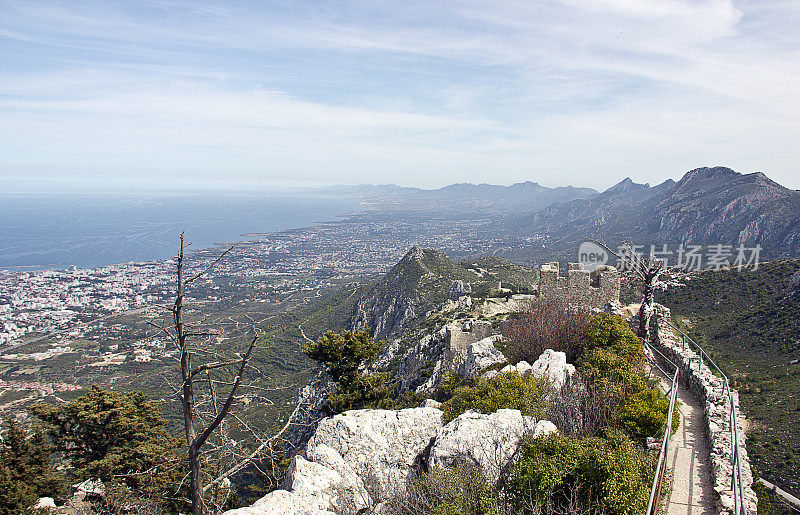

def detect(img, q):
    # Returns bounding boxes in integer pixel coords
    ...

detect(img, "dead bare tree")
[148,234,265,514]
[594,241,665,341]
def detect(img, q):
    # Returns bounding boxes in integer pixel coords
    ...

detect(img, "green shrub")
[302,330,381,389]
[432,371,476,403]
[618,388,680,439]
[507,431,656,515]
[302,330,389,413]
[441,372,550,423]
[392,464,497,515]
[327,373,390,413]
[585,313,645,366]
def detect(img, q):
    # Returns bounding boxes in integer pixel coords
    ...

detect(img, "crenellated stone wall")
[538,262,620,309]
[649,305,758,514]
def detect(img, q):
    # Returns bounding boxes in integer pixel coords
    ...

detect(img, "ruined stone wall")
[538,262,620,309]
[650,305,758,514]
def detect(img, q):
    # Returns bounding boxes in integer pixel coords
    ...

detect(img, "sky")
[1,0,799,192]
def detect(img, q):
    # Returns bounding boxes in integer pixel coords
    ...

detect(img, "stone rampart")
[538,262,620,309]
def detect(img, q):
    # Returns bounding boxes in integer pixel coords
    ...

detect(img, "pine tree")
[0,418,38,514]
[32,385,182,507]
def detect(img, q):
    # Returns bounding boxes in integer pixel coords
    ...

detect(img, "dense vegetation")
[656,260,800,497]
[0,387,195,513]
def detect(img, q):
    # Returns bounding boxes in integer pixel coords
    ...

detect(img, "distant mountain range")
[321,181,597,217]
[501,167,800,262]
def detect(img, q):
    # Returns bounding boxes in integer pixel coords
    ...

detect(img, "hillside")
[352,247,538,337]
[502,167,800,264]
[656,260,800,496]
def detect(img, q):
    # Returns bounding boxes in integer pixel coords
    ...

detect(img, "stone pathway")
[651,364,716,515]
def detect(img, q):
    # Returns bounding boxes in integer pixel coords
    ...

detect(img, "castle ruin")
[538,262,620,309]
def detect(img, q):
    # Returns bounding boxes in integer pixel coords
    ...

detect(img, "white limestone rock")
[531,419,558,438]
[458,335,506,378]
[35,498,56,509]
[420,398,442,409]
[305,407,445,503]
[429,409,556,482]
[223,489,334,515]
[530,349,575,390]
[294,443,373,514]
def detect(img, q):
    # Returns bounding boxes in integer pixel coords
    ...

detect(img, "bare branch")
[194,334,258,450]
[185,245,235,285]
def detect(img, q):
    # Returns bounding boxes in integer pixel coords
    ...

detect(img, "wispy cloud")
[1,0,798,190]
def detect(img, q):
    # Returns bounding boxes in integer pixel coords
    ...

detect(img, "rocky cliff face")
[351,247,472,337]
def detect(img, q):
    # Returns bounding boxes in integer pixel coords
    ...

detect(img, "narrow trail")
[651,363,716,515]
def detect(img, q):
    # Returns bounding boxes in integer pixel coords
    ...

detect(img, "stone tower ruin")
[538,262,620,309]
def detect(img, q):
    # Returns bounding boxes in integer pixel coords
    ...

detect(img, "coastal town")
[0,214,508,348]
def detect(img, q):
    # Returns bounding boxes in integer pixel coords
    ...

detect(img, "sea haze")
[0,192,356,269]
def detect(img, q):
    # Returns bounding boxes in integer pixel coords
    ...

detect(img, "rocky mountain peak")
[400,246,425,264]
[602,177,651,198]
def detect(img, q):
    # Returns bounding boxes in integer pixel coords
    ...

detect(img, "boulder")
[223,489,334,515]
[420,398,442,409]
[531,419,558,438]
[429,409,557,482]
[305,407,444,503]
[35,497,56,509]
[497,360,533,376]
[530,349,575,390]
[458,335,506,378]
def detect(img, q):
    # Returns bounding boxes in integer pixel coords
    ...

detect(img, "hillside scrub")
[302,330,394,413]
[440,371,551,423]
[505,431,657,515]
[502,298,592,364]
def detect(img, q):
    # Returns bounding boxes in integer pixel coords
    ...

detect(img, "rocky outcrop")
[458,335,506,377]
[649,305,758,514]
[448,280,472,301]
[229,407,557,515]
[284,445,372,514]
[529,349,575,390]
[429,409,556,482]
[224,490,335,515]
[352,247,479,337]
[488,350,575,391]
[307,408,445,502]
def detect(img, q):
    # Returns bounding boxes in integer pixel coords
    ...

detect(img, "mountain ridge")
[502,166,800,263]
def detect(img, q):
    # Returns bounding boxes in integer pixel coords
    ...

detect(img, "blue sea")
[0,191,357,270]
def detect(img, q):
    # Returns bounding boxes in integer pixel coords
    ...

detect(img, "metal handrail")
[645,340,680,515]
[665,320,748,515]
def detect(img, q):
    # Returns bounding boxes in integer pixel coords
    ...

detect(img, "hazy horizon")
[2,1,799,192]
